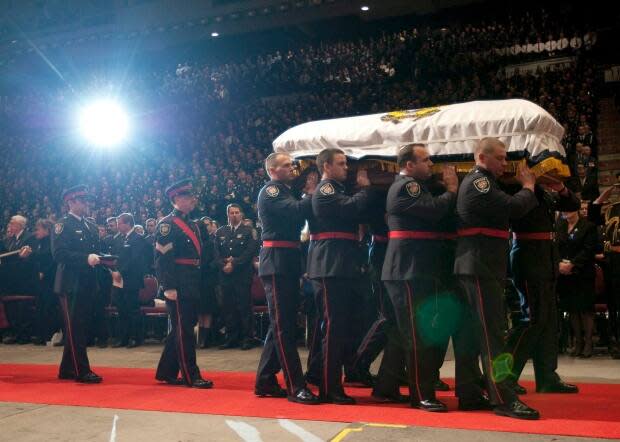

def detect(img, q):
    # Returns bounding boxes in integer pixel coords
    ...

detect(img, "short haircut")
[117,213,135,227]
[106,217,117,224]
[227,203,242,214]
[475,137,505,158]
[316,148,345,174]
[397,143,426,168]
[264,152,289,177]
[145,218,156,225]
[35,218,52,232]
[10,215,27,228]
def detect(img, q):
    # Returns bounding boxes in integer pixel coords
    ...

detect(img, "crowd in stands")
[0,6,616,354]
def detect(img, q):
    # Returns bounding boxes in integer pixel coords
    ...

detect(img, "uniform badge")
[319,183,335,195]
[159,223,171,236]
[252,228,258,240]
[473,177,490,194]
[265,185,279,198]
[237,234,243,239]
[406,181,421,198]
[54,223,64,235]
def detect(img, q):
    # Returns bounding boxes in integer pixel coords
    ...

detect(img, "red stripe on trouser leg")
[175,298,192,385]
[321,278,330,395]
[61,295,80,377]
[475,278,504,404]
[404,282,423,402]
[272,274,293,394]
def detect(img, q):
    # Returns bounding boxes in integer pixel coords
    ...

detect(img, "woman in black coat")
[32,219,61,345]
[556,209,598,358]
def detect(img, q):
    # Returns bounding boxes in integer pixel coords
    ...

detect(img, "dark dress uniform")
[254,180,318,403]
[506,185,580,390]
[154,206,210,387]
[348,194,390,382]
[52,210,101,382]
[33,234,61,344]
[307,178,372,403]
[454,166,537,409]
[114,229,149,346]
[380,174,461,408]
[214,223,259,347]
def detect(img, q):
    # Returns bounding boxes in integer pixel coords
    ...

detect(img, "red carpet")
[1,364,619,439]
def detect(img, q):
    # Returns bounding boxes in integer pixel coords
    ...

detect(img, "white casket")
[273,99,570,180]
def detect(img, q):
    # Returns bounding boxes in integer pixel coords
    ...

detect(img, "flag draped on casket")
[272,99,569,177]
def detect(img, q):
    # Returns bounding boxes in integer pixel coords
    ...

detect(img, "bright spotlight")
[211,31,219,37]
[360,6,369,11]
[78,99,130,147]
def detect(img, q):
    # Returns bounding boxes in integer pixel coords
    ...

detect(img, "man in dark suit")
[506,181,580,394]
[454,138,540,419]
[214,204,259,350]
[52,185,103,384]
[0,215,37,344]
[154,179,213,389]
[254,152,320,405]
[378,144,464,411]
[307,147,373,405]
[569,163,599,202]
[112,213,148,348]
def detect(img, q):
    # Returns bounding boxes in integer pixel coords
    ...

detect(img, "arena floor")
[1,343,619,442]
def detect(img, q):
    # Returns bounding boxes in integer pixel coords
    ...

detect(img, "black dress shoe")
[126,339,139,349]
[536,380,579,393]
[304,373,321,387]
[288,387,320,405]
[58,372,76,380]
[191,378,214,389]
[494,399,540,420]
[458,395,493,411]
[255,384,287,398]
[97,340,108,349]
[412,399,448,412]
[240,339,255,351]
[2,336,17,345]
[321,393,356,405]
[371,392,410,403]
[156,376,185,385]
[344,369,375,388]
[508,381,527,395]
[218,340,239,350]
[434,379,450,391]
[112,341,127,348]
[32,337,46,346]
[76,372,103,384]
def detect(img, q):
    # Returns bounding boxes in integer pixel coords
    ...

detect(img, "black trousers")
[58,288,95,378]
[505,278,560,387]
[459,275,518,406]
[221,274,253,343]
[156,295,201,384]
[351,277,388,372]
[310,277,356,397]
[113,287,141,343]
[305,284,324,382]
[34,287,61,341]
[383,279,445,402]
[255,274,305,395]
[2,297,32,340]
